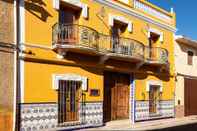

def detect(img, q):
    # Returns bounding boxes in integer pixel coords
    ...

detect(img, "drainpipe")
[14,0,21,130]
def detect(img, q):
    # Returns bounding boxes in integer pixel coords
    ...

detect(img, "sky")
[147,0,197,40]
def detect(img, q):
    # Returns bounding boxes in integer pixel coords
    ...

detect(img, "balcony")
[144,46,169,66]
[52,24,144,62]
[52,24,169,66]
[106,37,144,62]
[52,23,103,56]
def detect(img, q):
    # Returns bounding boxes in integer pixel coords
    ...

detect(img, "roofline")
[175,35,197,48]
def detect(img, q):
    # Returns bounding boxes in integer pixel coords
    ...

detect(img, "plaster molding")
[95,0,176,33]
[52,74,88,91]
[109,14,133,32]
[146,80,163,92]
[53,0,88,19]
[148,28,164,42]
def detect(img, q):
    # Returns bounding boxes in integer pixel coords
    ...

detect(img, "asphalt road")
[153,123,197,131]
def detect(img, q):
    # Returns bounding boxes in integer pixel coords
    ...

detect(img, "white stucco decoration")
[119,0,129,4]
[148,28,164,42]
[53,0,88,19]
[146,80,163,92]
[53,0,60,10]
[81,4,88,19]
[52,74,88,91]
[109,14,133,33]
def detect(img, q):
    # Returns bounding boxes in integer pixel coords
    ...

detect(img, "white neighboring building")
[175,35,197,117]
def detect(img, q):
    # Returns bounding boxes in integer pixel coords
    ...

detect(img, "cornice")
[94,0,177,33]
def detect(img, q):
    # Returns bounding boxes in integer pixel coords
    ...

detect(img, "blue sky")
[147,0,197,40]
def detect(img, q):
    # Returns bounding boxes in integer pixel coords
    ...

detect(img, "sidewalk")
[82,116,197,130]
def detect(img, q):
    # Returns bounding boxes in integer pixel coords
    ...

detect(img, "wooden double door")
[104,72,130,122]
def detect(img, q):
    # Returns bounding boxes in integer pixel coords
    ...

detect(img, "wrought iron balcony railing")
[52,24,169,65]
[109,37,144,60]
[52,23,100,51]
[144,46,168,65]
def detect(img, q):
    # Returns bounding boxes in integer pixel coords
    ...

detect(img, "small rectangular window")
[90,89,100,96]
[187,51,194,65]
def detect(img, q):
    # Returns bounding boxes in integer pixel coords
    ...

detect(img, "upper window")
[187,50,194,65]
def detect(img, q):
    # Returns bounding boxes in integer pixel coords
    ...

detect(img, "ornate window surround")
[52,74,88,91]
[109,14,133,33]
[53,0,88,19]
[148,28,164,42]
[146,80,163,92]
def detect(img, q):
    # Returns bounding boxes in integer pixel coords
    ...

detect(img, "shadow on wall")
[25,0,52,22]
[134,71,170,82]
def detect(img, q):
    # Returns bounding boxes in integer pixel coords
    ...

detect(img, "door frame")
[58,80,81,123]
[103,71,132,122]
[146,80,163,115]
[52,74,88,124]
[149,85,160,114]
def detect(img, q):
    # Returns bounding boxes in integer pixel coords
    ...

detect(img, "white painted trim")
[109,14,133,32]
[129,75,132,123]
[53,0,60,10]
[82,4,88,19]
[52,74,88,91]
[170,7,174,14]
[19,0,25,44]
[20,60,25,103]
[148,28,164,42]
[146,80,163,92]
[19,0,25,103]
[62,0,83,8]
[94,0,176,32]
[133,0,172,23]
[131,77,135,124]
[60,0,89,19]
[13,1,17,131]
[56,54,64,59]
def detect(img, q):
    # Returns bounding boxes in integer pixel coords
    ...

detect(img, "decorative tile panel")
[135,100,174,121]
[82,102,103,126]
[20,102,103,130]
[135,101,149,121]
[158,100,174,117]
[20,103,58,131]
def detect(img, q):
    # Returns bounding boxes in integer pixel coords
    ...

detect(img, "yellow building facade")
[18,0,176,130]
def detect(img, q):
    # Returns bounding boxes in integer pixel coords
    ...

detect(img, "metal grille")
[58,80,82,123]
